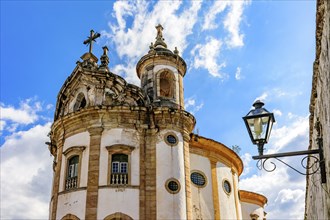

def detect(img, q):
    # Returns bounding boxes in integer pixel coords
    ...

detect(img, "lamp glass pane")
[246,115,270,141]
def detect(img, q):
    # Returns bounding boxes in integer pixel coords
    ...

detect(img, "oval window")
[223,180,231,194]
[191,172,206,187]
[167,135,177,144]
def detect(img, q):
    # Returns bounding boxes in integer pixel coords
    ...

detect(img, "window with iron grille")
[191,171,206,187]
[111,154,128,185]
[66,155,79,190]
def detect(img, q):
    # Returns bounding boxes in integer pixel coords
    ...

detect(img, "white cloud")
[0,98,42,125]
[0,123,52,219]
[185,97,204,115]
[235,67,242,80]
[273,109,283,117]
[202,1,229,30]
[269,115,309,154]
[191,37,227,78]
[224,1,250,48]
[112,63,140,85]
[275,188,305,204]
[0,120,6,131]
[254,92,268,103]
[105,1,202,85]
[241,152,252,176]
[202,1,249,47]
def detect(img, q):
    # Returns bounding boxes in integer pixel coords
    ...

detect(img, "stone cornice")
[50,106,196,155]
[189,134,243,176]
[239,190,268,207]
[136,53,187,79]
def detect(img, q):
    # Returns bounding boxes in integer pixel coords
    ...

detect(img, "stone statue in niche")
[103,88,116,105]
[147,87,154,101]
[95,87,104,105]
[87,86,95,106]
[160,78,171,97]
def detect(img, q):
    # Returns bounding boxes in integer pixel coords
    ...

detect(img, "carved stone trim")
[106,145,135,154]
[63,146,86,156]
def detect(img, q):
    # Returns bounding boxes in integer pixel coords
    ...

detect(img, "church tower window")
[73,92,87,111]
[111,154,128,185]
[66,155,79,190]
[158,71,175,99]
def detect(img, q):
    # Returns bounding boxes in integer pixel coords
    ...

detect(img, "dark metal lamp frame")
[243,101,327,184]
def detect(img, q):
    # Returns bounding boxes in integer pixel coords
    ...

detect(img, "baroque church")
[48,25,267,220]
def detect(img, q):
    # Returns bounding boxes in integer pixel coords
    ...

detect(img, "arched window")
[61,213,80,220]
[111,154,128,185]
[158,71,174,98]
[66,155,79,190]
[104,212,133,220]
[73,92,86,111]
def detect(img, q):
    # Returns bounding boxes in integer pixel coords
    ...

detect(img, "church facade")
[48,25,267,220]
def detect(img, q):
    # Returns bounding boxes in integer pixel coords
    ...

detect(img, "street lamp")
[242,100,275,156]
[243,101,327,184]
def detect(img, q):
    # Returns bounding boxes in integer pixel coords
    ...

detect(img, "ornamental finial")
[155,24,163,40]
[154,24,167,48]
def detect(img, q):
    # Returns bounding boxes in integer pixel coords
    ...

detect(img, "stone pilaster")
[51,139,64,220]
[211,160,220,220]
[139,128,146,220]
[85,127,103,220]
[183,132,192,219]
[143,128,158,219]
[231,169,241,220]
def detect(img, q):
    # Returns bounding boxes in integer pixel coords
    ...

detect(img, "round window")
[191,172,206,187]
[165,178,180,194]
[167,135,177,144]
[164,133,178,146]
[223,180,231,194]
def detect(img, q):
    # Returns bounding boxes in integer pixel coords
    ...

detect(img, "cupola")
[136,24,187,109]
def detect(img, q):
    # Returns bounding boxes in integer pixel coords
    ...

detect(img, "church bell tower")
[136,24,187,109]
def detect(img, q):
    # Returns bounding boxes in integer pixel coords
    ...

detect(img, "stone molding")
[136,52,187,79]
[189,134,243,176]
[239,190,268,207]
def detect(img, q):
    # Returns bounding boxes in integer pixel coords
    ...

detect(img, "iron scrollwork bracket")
[255,154,321,176]
[252,146,326,183]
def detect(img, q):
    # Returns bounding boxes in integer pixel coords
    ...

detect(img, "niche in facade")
[73,92,87,111]
[159,71,174,98]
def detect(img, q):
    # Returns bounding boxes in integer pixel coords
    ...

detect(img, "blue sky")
[1,1,316,219]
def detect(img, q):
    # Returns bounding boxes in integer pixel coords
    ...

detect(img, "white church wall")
[60,132,90,192]
[216,161,238,219]
[190,154,214,220]
[97,188,139,219]
[156,130,187,219]
[99,128,140,186]
[241,202,265,220]
[56,190,87,220]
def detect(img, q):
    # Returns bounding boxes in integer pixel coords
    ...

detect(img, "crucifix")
[83,30,101,54]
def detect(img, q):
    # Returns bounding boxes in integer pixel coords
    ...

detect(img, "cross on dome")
[83,30,101,54]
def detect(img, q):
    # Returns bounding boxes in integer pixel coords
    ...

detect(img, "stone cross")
[83,30,101,54]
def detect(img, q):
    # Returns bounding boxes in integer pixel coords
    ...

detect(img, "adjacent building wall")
[305,0,330,219]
